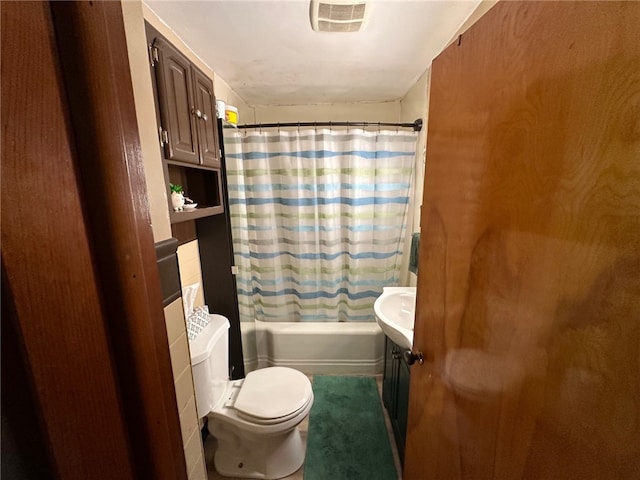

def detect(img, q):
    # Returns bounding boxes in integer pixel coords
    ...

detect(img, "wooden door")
[404,2,640,479]
[2,2,187,478]
[193,67,221,167]
[154,37,199,165]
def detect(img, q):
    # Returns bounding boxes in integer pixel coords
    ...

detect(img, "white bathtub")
[241,321,385,375]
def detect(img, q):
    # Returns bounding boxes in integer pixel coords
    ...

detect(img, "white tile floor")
[205,375,402,480]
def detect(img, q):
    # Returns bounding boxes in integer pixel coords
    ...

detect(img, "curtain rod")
[235,118,423,132]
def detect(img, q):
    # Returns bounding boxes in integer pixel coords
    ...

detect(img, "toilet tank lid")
[189,314,230,365]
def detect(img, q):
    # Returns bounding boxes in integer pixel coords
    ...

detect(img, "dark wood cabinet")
[152,36,220,168]
[145,24,244,380]
[146,23,223,225]
[382,336,410,465]
[192,69,220,168]
[153,36,199,165]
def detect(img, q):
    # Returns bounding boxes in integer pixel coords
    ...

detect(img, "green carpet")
[304,376,397,480]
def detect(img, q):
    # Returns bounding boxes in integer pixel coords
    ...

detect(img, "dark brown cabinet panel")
[382,336,410,466]
[146,24,224,225]
[193,68,220,168]
[153,37,199,165]
[152,37,220,168]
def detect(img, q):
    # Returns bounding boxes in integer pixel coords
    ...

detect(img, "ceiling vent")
[310,0,369,33]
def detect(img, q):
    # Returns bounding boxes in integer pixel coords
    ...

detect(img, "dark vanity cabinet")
[382,336,410,465]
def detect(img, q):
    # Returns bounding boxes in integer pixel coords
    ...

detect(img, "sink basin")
[374,287,416,350]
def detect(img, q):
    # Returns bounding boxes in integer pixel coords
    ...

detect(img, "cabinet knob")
[403,350,424,366]
[202,113,208,121]
[191,108,202,118]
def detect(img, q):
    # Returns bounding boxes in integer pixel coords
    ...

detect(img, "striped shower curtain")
[225,128,417,323]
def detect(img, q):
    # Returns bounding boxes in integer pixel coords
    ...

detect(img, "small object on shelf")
[225,105,238,125]
[183,203,198,211]
[170,183,185,211]
[216,100,226,119]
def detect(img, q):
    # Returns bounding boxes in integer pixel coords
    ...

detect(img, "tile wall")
[164,298,206,480]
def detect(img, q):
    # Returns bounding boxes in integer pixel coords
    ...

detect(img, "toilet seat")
[234,367,312,424]
[208,366,314,435]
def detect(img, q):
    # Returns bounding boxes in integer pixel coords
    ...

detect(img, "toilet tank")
[189,314,230,418]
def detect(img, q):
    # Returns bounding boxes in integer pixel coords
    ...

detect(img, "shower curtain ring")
[329,121,332,131]
[346,121,350,133]
[297,122,300,133]
[378,122,381,133]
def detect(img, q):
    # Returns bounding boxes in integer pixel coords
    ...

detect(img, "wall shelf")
[166,163,224,224]
[169,205,224,224]
[166,159,219,172]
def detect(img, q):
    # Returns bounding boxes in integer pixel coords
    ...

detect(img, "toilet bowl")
[189,315,314,479]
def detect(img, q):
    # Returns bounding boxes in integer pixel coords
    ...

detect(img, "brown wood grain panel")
[1,2,136,478]
[193,67,221,167]
[405,2,640,479]
[154,36,199,165]
[171,220,198,245]
[49,2,188,478]
[1,263,56,479]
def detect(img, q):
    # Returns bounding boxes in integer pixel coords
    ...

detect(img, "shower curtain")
[224,128,417,323]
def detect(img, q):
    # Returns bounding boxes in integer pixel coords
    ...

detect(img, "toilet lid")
[235,367,312,420]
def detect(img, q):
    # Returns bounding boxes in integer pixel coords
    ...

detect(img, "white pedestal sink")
[373,287,416,350]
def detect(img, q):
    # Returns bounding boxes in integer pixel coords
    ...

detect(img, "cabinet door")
[153,37,199,165]
[396,356,410,463]
[192,68,220,167]
[382,337,397,412]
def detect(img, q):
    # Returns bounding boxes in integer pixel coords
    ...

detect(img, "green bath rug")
[304,376,397,480]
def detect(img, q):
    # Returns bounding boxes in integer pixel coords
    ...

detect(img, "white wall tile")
[183,427,205,475]
[187,454,207,480]
[177,240,205,309]
[170,333,191,380]
[179,396,199,445]
[164,298,187,345]
[174,365,195,413]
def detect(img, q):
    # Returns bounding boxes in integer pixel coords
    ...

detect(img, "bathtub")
[241,321,385,375]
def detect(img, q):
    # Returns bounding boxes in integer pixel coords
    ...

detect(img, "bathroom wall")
[446,0,499,47]
[252,100,401,125]
[214,74,254,126]
[121,2,207,478]
[163,298,205,480]
[398,70,430,287]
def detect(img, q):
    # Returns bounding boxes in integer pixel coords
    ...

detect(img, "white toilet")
[189,314,314,479]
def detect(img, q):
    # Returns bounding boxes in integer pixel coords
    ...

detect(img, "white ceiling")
[144,0,483,106]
